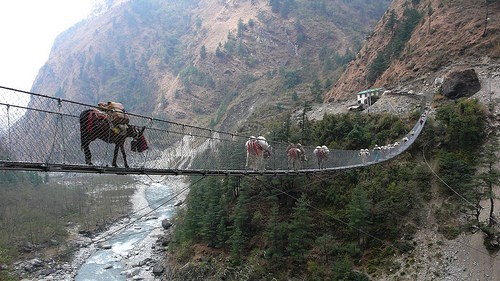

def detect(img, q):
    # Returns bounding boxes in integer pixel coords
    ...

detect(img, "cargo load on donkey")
[96,101,148,153]
[80,101,148,168]
[97,101,129,135]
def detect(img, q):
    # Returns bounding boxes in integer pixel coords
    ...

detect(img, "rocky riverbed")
[14,176,188,281]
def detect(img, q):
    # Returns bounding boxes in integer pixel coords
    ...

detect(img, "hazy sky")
[0,0,95,91]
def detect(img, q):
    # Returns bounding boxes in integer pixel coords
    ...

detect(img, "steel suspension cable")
[46,99,63,164]
[248,175,393,248]
[248,171,500,274]
[422,138,500,226]
[139,117,154,168]
[91,175,205,245]
[422,139,481,210]
[6,104,11,160]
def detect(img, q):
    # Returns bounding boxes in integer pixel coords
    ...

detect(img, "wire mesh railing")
[0,86,428,175]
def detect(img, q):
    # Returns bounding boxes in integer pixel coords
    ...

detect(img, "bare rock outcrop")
[440,68,481,99]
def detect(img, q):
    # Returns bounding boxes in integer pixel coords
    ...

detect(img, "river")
[75,176,185,280]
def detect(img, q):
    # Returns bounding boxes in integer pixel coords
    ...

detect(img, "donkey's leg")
[112,145,120,167]
[120,144,129,168]
[82,143,93,165]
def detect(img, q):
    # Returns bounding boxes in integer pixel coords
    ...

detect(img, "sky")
[0,0,95,92]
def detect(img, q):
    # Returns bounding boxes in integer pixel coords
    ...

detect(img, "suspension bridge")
[0,86,428,176]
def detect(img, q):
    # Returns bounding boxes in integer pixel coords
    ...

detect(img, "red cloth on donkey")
[131,135,148,152]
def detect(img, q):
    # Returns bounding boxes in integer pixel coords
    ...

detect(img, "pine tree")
[237,18,246,37]
[200,177,220,245]
[229,180,250,262]
[178,179,207,242]
[264,200,286,258]
[215,45,224,58]
[311,79,323,102]
[287,194,312,259]
[215,177,235,247]
[332,255,354,281]
[385,10,397,31]
[270,0,280,13]
[476,132,500,228]
[230,226,244,264]
[427,5,434,34]
[436,99,486,154]
[367,51,388,83]
[200,45,207,59]
[347,186,370,246]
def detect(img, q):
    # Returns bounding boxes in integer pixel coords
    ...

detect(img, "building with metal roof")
[356,88,384,105]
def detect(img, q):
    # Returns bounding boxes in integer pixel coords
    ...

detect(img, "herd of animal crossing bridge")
[0,86,428,176]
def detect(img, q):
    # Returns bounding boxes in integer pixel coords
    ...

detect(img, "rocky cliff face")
[30,0,390,132]
[324,0,500,102]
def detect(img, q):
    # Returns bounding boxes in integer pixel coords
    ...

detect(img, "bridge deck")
[0,86,428,176]
[0,161,371,176]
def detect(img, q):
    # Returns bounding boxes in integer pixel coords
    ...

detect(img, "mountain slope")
[9,1,500,280]
[30,0,390,132]
[325,0,500,102]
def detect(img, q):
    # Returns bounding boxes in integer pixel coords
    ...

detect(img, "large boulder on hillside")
[441,69,481,99]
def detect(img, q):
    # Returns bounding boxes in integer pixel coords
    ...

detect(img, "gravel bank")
[17,175,188,281]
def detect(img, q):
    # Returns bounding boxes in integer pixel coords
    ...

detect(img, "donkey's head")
[130,126,148,153]
[127,125,146,139]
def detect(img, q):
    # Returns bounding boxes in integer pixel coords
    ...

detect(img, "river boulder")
[152,263,164,276]
[161,219,173,230]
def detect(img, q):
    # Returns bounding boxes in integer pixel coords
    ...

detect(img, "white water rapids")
[75,136,210,280]
[75,177,184,280]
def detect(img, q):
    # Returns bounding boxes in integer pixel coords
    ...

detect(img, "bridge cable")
[91,177,195,244]
[46,99,63,164]
[84,175,320,250]
[249,164,500,272]
[60,100,67,164]
[405,138,500,265]
[6,105,11,160]
[243,175,327,208]
[413,135,500,264]
[422,138,500,226]
[90,176,205,245]
[248,175,393,248]
[131,176,189,217]
[140,118,154,168]
[66,177,189,246]
[423,139,483,210]
[144,174,165,184]
[1,93,427,174]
